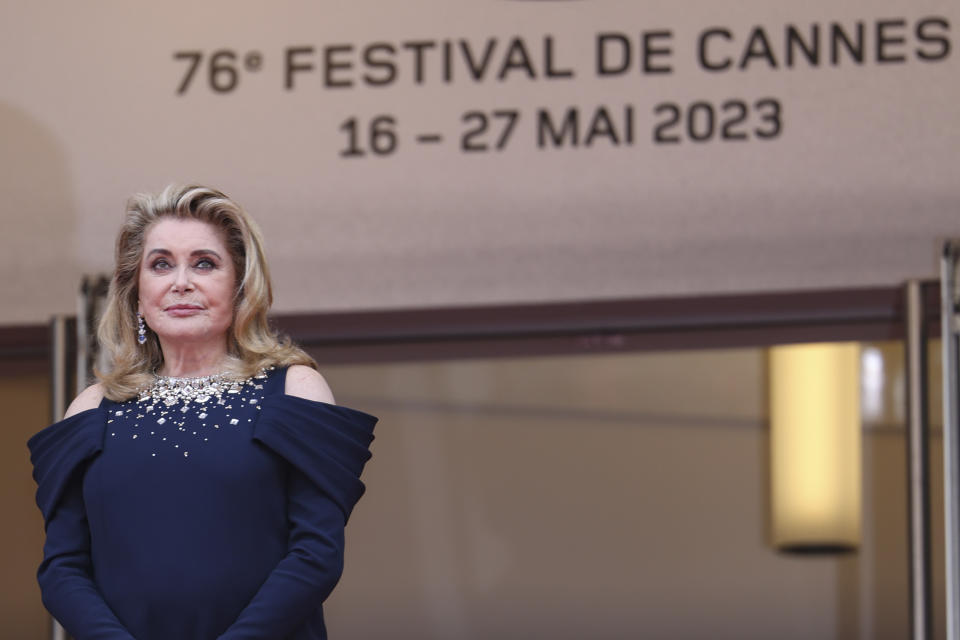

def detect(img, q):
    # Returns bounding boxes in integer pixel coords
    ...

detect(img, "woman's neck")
[156,339,229,378]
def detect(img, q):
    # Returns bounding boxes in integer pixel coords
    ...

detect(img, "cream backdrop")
[0,1,957,325]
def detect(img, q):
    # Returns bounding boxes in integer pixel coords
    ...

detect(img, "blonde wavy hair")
[96,184,316,401]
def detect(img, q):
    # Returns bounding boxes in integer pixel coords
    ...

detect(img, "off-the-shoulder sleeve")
[219,395,377,640]
[253,395,377,521]
[29,409,105,523]
[27,409,136,640]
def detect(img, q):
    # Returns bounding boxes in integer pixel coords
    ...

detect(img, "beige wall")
[318,346,930,639]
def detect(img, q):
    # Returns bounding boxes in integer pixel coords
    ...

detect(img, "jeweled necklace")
[140,372,243,407]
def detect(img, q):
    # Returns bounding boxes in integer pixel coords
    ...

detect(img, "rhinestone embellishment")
[109,368,272,461]
[140,373,242,406]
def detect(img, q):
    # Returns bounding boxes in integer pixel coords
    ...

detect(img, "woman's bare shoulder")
[284,365,336,404]
[64,383,105,418]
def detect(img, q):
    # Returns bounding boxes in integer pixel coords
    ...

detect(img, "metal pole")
[905,280,932,640]
[48,316,69,640]
[50,316,67,422]
[76,278,88,395]
[942,242,960,640]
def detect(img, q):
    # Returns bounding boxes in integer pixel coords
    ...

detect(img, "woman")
[28,185,377,640]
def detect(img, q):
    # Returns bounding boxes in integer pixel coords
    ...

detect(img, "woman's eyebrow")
[190,249,222,259]
[145,248,222,258]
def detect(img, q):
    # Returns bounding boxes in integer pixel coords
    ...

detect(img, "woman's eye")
[195,258,216,270]
[151,259,171,270]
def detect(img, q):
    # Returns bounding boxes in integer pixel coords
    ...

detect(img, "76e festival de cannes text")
[171,17,950,155]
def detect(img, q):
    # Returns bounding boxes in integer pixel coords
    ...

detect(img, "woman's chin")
[153,323,225,345]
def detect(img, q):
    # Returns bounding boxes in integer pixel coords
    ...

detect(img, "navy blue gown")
[27,366,377,640]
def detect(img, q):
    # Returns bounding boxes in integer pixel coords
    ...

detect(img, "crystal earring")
[137,311,147,345]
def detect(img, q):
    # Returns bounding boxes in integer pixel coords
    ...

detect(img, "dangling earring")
[137,311,147,345]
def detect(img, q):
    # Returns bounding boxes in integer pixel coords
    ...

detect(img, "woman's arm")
[217,368,374,639]
[32,384,137,640]
[38,476,137,640]
[216,467,346,639]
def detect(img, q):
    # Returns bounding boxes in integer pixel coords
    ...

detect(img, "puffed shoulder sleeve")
[28,408,107,523]
[252,394,377,521]
[27,409,136,640]
[218,395,377,640]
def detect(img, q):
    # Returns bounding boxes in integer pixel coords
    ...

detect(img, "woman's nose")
[172,267,193,292]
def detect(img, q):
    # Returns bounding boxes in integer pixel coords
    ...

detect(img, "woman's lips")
[165,305,203,317]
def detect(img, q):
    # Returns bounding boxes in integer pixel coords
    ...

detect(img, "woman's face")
[138,218,237,349]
